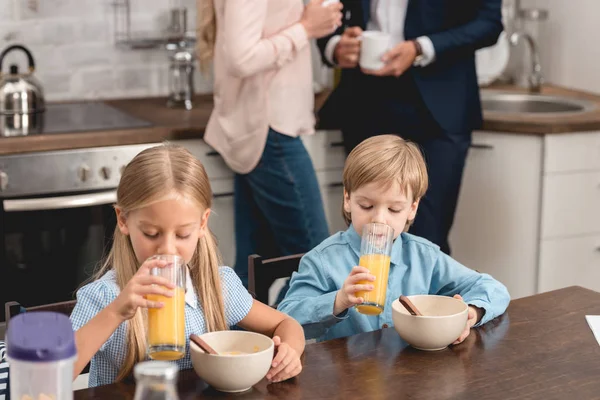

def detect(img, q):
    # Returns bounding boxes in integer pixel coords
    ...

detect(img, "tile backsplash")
[0,0,213,101]
[520,0,600,95]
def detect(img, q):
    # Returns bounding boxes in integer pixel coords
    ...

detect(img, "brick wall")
[0,0,213,101]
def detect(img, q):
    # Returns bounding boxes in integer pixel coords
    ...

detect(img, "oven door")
[0,190,117,322]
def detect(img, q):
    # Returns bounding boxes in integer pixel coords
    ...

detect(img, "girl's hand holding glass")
[109,258,175,321]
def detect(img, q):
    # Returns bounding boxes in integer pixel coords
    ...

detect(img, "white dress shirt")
[325,0,436,67]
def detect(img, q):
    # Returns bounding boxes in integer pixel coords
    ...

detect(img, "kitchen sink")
[481,91,597,116]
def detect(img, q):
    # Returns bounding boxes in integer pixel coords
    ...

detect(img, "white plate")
[476,31,510,86]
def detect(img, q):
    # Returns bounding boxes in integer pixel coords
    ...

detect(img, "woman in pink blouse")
[197,0,342,288]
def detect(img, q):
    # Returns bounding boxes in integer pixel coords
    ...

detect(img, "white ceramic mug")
[359,31,392,70]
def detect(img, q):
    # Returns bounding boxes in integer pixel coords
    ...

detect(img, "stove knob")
[0,171,8,191]
[100,166,112,180]
[78,165,91,182]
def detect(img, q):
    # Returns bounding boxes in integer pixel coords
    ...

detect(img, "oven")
[0,143,161,322]
[0,138,230,326]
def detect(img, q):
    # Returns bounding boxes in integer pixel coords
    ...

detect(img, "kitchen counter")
[0,92,332,156]
[1,85,599,156]
[481,84,600,134]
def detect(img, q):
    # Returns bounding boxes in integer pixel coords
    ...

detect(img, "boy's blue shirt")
[278,225,511,341]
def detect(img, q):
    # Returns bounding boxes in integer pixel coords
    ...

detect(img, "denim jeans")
[234,128,330,291]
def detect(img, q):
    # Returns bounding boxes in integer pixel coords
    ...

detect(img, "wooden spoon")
[399,295,423,316]
[190,334,219,355]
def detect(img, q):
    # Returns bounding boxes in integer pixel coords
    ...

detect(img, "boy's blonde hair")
[92,144,227,381]
[342,135,429,226]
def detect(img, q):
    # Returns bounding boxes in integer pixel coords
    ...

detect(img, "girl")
[278,135,510,342]
[70,144,305,387]
[196,0,343,287]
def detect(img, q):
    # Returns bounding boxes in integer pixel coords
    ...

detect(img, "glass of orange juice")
[355,223,394,316]
[147,254,186,361]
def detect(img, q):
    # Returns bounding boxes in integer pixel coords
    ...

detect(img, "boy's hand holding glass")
[109,258,175,321]
[334,266,376,315]
[266,336,302,383]
[452,294,484,345]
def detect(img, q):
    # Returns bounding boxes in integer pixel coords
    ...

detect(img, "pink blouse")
[203,0,316,174]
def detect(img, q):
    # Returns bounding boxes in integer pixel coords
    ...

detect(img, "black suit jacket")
[317,0,503,134]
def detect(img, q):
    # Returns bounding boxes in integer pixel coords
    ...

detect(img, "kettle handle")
[0,44,36,75]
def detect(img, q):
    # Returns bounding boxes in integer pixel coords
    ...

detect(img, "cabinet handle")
[330,141,345,148]
[470,143,494,150]
[213,192,234,198]
[328,182,344,188]
[596,246,600,253]
[206,150,219,157]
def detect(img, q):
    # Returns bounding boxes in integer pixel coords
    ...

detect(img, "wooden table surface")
[74,286,600,400]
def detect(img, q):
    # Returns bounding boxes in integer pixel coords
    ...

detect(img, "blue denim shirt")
[278,226,511,342]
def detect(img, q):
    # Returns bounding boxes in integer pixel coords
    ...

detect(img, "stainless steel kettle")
[0,45,45,116]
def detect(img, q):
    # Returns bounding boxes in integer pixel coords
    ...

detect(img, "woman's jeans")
[234,128,330,294]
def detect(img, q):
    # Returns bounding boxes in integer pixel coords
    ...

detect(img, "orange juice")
[147,287,185,361]
[355,254,391,316]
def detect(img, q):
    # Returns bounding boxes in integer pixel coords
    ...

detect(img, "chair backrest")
[5,300,77,327]
[4,299,90,374]
[248,254,303,306]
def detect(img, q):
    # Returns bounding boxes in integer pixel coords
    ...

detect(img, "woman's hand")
[109,258,175,321]
[300,0,343,39]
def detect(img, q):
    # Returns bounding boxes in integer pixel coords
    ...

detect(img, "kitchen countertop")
[1,85,599,156]
[481,84,600,134]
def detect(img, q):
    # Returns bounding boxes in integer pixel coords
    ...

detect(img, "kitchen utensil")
[190,334,219,355]
[167,46,194,110]
[399,295,423,316]
[0,44,45,115]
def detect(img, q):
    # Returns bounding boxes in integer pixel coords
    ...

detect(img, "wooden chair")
[5,299,77,326]
[4,299,90,375]
[248,253,304,306]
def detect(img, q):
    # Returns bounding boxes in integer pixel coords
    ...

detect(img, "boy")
[278,135,510,342]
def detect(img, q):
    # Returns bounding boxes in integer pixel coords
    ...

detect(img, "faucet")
[509,31,543,93]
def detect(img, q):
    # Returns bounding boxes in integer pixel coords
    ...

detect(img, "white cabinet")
[316,169,347,234]
[541,171,600,238]
[544,132,600,173]
[449,131,543,299]
[208,179,235,268]
[539,235,600,293]
[450,130,600,299]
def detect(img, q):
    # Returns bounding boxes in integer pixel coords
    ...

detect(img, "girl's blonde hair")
[92,144,227,381]
[342,135,429,227]
[196,0,217,72]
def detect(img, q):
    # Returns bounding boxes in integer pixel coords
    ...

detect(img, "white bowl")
[189,330,274,393]
[391,295,469,351]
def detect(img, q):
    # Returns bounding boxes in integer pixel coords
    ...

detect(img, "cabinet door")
[302,130,346,171]
[449,131,543,299]
[541,171,600,239]
[538,235,600,293]
[209,179,235,268]
[316,169,347,234]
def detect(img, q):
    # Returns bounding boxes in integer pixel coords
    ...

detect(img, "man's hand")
[334,27,363,68]
[362,40,418,77]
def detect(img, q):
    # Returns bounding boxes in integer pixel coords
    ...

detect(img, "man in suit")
[317,0,503,255]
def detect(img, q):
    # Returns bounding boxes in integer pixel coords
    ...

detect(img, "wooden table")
[75,286,600,399]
